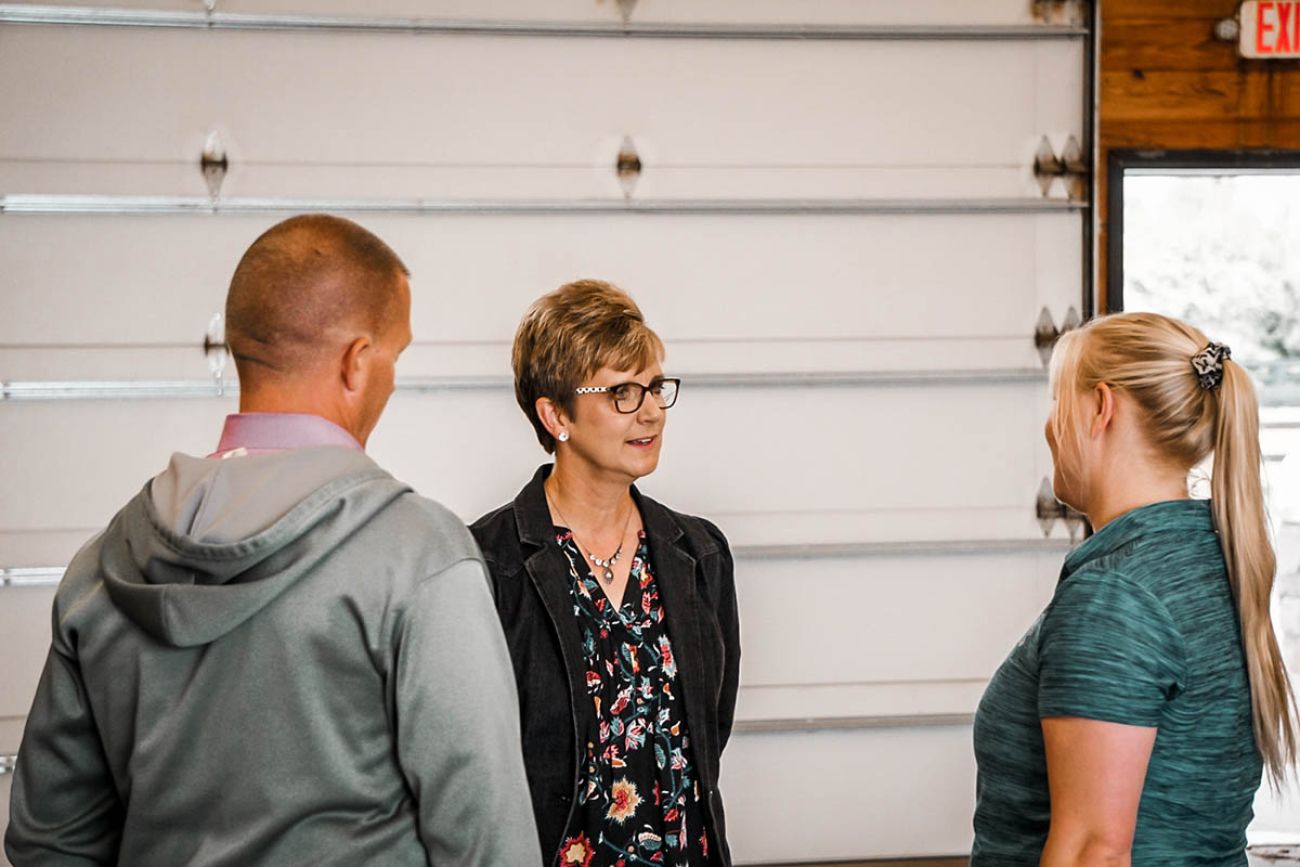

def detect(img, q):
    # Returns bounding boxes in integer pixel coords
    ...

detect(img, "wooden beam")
[1103,0,1239,20]
[1102,17,1235,70]
[1101,118,1300,148]
[1101,68,1300,121]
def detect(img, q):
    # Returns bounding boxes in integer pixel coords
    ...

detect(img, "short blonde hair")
[512,279,665,453]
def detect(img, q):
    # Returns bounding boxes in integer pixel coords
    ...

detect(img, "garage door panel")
[2,0,1048,27]
[1034,41,1086,137]
[0,589,53,720]
[0,531,101,573]
[660,385,1045,513]
[0,348,221,383]
[0,161,205,198]
[736,553,1058,688]
[0,774,11,867]
[0,212,1081,366]
[722,727,977,862]
[0,26,1081,179]
[735,680,991,724]
[0,401,236,532]
[0,383,1051,531]
[371,386,1050,522]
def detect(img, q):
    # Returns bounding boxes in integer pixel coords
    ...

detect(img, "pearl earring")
[558,431,569,442]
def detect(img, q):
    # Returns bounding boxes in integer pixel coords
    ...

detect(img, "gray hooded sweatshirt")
[5,447,541,867]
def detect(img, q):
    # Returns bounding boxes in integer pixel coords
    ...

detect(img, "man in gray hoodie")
[5,214,542,866]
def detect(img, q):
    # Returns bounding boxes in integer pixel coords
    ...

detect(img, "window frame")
[1106,148,1300,313]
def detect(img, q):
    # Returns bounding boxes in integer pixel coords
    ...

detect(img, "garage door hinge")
[200,130,229,200]
[1032,0,1090,27]
[203,313,231,393]
[1037,478,1089,541]
[616,136,642,199]
[1033,135,1088,201]
[1034,306,1080,367]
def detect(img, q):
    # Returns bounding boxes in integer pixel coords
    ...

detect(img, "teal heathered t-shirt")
[972,499,1262,865]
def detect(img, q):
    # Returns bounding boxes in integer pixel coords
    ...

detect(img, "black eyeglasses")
[574,377,681,414]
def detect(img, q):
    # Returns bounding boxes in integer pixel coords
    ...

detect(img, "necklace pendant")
[602,567,614,583]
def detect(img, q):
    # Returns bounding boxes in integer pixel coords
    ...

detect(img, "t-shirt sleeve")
[1037,568,1186,727]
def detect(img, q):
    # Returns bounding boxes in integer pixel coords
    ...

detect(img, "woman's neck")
[545,458,635,530]
[1085,463,1190,531]
[1078,393,1192,531]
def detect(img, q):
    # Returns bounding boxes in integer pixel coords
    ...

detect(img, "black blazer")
[470,465,740,866]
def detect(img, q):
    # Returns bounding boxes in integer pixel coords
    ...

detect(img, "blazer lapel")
[525,549,589,725]
[516,465,589,760]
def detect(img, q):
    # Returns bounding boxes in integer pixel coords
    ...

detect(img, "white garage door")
[0,1,1092,862]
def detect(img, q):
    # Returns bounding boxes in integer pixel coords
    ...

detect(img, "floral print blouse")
[554,529,711,867]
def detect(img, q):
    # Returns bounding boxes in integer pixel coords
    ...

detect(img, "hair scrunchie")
[1191,342,1231,391]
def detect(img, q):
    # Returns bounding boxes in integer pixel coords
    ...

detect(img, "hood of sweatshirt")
[97,446,411,647]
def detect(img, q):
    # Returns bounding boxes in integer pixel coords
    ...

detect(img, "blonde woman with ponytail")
[971,312,1297,866]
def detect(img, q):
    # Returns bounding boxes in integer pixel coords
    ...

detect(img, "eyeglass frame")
[573,377,681,414]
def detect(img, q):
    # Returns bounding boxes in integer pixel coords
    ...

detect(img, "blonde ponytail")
[1052,312,1298,784]
[1211,360,1298,785]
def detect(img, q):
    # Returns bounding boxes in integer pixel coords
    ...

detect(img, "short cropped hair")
[225,213,409,383]
[512,280,664,453]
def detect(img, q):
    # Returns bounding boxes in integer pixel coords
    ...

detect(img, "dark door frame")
[1106,148,1300,313]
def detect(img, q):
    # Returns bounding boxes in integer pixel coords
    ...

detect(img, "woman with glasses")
[471,279,740,867]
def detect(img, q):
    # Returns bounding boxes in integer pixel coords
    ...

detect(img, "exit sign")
[1240,1,1300,57]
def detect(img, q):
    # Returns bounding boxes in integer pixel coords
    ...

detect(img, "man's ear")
[341,336,371,393]
[535,396,569,441]
[1090,382,1116,439]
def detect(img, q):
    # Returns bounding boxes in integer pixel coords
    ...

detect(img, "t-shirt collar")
[1061,498,1214,580]
[212,413,362,457]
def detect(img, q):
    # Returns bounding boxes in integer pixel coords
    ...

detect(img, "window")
[1109,150,1300,839]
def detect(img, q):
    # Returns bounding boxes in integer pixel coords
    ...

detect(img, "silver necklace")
[546,487,634,584]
